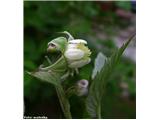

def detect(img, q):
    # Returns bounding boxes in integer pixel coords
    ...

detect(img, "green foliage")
[28,54,72,118]
[28,71,59,86]
[28,55,67,85]
[24,1,136,119]
[86,35,135,118]
[92,53,107,79]
[55,81,72,119]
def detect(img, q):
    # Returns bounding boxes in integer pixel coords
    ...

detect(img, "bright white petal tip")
[68,39,87,44]
[67,44,78,49]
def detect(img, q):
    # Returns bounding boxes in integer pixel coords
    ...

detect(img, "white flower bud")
[47,43,57,53]
[77,79,89,88]
[68,58,91,68]
[77,79,89,96]
[64,49,84,60]
[64,38,91,69]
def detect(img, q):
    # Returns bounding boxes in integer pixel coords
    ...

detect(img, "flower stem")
[55,82,72,119]
[45,54,72,118]
[97,104,101,119]
[45,56,52,65]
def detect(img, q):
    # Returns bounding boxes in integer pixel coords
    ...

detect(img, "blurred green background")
[24,1,136,119]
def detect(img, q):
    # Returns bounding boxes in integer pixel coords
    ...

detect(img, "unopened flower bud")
[64,49,84,60]
[76,79,89,96]
[64,39,91,68]
[47,43,57,53]
[68,58,91,68]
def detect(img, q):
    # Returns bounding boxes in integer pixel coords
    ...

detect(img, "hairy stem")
[55,82,72,119]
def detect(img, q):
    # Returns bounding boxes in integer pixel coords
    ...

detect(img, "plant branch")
[97,102,101,119]
[55,83,72,119]
[46,58,72,119]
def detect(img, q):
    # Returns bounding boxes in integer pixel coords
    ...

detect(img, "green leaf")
[27,70,59,86]
[28,55,72,118]
[28,55,68,86]
[86,34,135,118]
[92,52,107,79]
[28,70,72,118]
[40,55,68,72]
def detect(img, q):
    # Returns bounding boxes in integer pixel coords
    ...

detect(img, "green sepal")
[48,37,68,53]
[28,55,68,85]
[40,55,68,73]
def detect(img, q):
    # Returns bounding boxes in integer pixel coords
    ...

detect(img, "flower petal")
[68,39,87,44]
[67,44,78,49]
[64,49,84,60]
[68,58,91,68]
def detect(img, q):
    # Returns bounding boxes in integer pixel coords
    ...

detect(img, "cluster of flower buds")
[76,79,89,96]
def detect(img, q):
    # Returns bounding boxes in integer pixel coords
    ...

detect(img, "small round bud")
[77,79,89,88]
[76,79,89,96]
[47,43,57,53]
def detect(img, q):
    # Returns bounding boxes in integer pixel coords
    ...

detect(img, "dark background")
[24,1,136,119]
